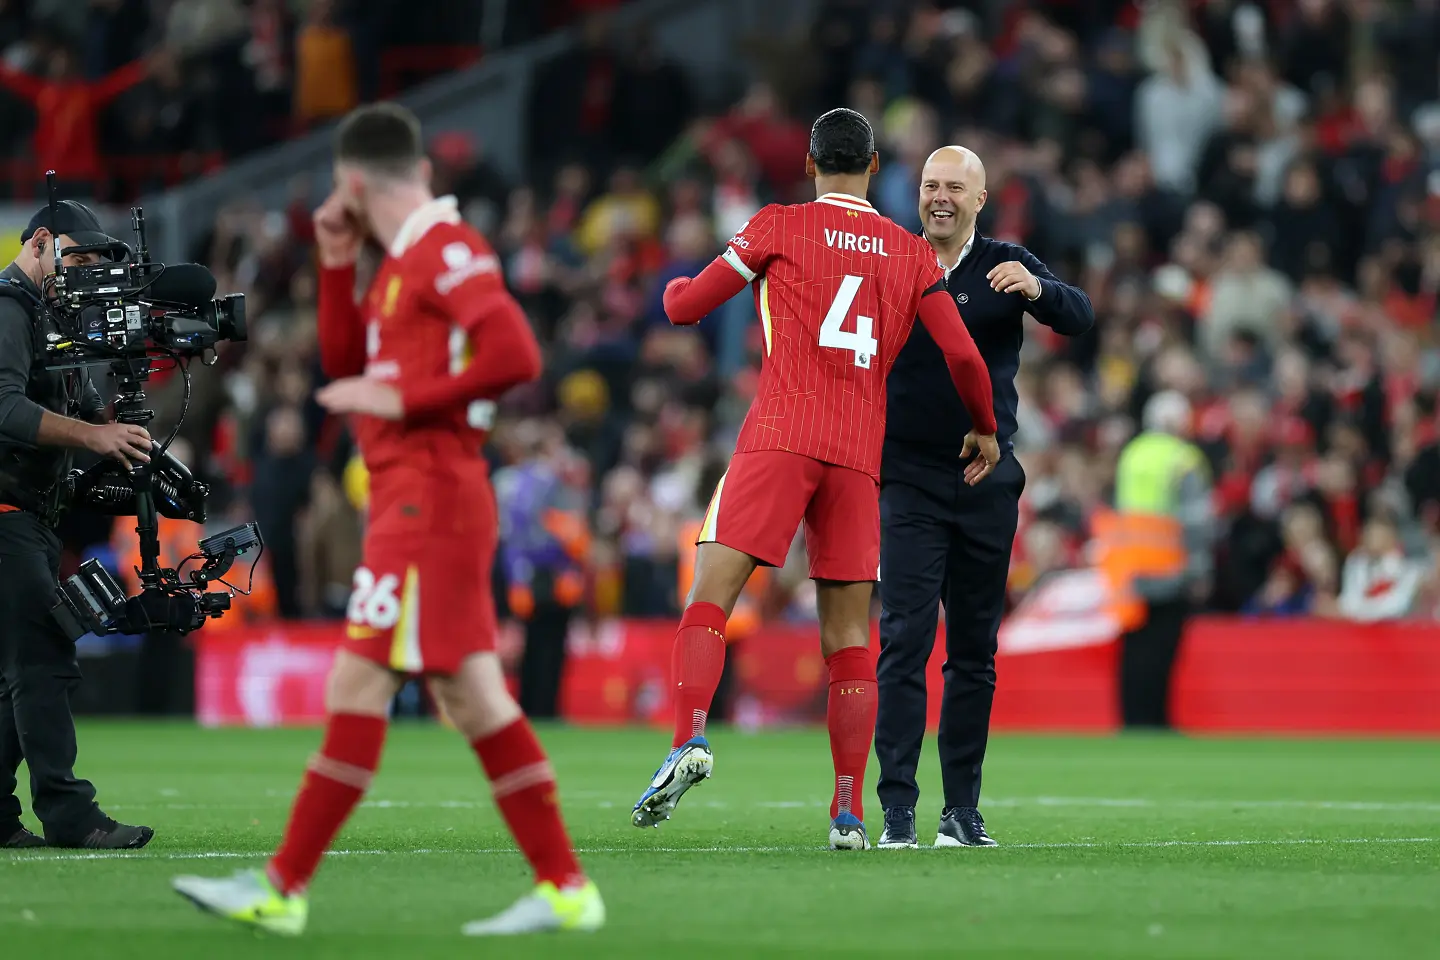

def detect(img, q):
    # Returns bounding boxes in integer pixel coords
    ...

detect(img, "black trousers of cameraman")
[0,510,103,839]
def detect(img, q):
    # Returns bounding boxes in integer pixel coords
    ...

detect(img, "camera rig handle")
[107,358,168,590]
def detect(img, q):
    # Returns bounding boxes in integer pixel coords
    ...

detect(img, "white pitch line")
[749,797,1440,813]
[6,837,1438,865]
[1003,837,1440,850]
[104,796,1440,814]
[988,797,1440,813]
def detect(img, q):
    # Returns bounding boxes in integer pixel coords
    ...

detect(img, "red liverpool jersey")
[316,197,541,477]
[719,193,944,477]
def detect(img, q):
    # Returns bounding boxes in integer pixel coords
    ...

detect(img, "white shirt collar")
[389,195,461,257]
[816,192,878,214]
[938,230,977,278]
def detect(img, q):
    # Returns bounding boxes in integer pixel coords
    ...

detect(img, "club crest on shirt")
[381,276,403,316]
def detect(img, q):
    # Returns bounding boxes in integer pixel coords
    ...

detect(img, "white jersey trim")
[389,195,462,258]
[722,246,757,282]
[816,192,877,215]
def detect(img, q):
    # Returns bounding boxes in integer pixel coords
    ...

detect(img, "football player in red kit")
[172,104,603,936]
[632,108,1000,850]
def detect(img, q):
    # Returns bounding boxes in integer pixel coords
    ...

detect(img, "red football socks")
[669,601,728,748]
[825,646,877,821]
[473,718,584,889]
[269,712,388,896]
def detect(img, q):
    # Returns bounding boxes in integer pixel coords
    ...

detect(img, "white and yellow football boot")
[172,868,308,936]
[462,879,605,936]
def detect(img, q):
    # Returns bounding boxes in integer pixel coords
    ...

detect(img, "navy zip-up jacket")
[886,234,1094,458]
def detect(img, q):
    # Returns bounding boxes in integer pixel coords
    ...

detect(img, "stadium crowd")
[0,0,621,198]
[31,0,1440,628]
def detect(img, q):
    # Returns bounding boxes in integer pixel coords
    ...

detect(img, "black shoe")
[936,807,997,847]
[47,818,154,850]
[876,806,919,849]
[3,826,46,849]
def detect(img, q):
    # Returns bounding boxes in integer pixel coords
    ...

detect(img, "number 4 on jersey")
[819,275,878,369]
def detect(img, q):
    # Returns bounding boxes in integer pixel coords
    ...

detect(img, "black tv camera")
[37,217,245,364]
[19,172,263,640]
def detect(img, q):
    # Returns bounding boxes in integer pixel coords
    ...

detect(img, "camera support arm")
[110,357,166,588]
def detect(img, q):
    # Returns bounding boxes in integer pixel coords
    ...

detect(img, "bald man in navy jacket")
[875,146,1094,849]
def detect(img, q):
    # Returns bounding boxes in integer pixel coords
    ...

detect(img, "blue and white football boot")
[631,736,714,828]
[828,811,871,851]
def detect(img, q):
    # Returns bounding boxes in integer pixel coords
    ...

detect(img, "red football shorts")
[343,462,498,675]
[697,449,879,582]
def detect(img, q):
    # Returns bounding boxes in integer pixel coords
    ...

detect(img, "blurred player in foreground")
[631,108,1000,850]
[172,104,602,937]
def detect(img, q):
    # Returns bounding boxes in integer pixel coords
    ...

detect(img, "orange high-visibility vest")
[112,515,203,590]
[678,520,765,638]
[1089,509,1185,630]
[111,516,278,626]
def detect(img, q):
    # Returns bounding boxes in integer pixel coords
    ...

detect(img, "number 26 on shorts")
[819,274,878,369]
[348,567,401,630]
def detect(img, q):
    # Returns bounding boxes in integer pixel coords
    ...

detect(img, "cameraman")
[0,202,154,849]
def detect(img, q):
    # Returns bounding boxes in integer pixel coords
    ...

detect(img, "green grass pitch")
[3,723,1439,958]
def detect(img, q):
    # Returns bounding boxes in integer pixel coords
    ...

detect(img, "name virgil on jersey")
[823,229,889,256]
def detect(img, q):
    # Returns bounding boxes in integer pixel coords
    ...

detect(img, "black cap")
[20,200,127,259]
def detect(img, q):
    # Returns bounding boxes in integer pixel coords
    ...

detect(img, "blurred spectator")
[528,13,621,179]
[296,464,361,620]
[646,212,716,333]
[708,136,763,243]
[242,0,293,142]
[613,30,693,167]
[1267,159,1345,282]
[431,131,510,237]
[0,43,159,185]
[0,0,27,60]
[494,422,591,718]
[705,82,811,201]
[872,98,936,230]
[250,396,315,619]
[292,0,357,128]
[1135,25,1220,194]
[83,0,150,77]
[573,165,661,257]
[163,0,247,60]
[0,0,624,201]
[1337,516,1425,622]
[1245,503,1337,616]
[1277,0,1349,100]
[1201,230,1292,356]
